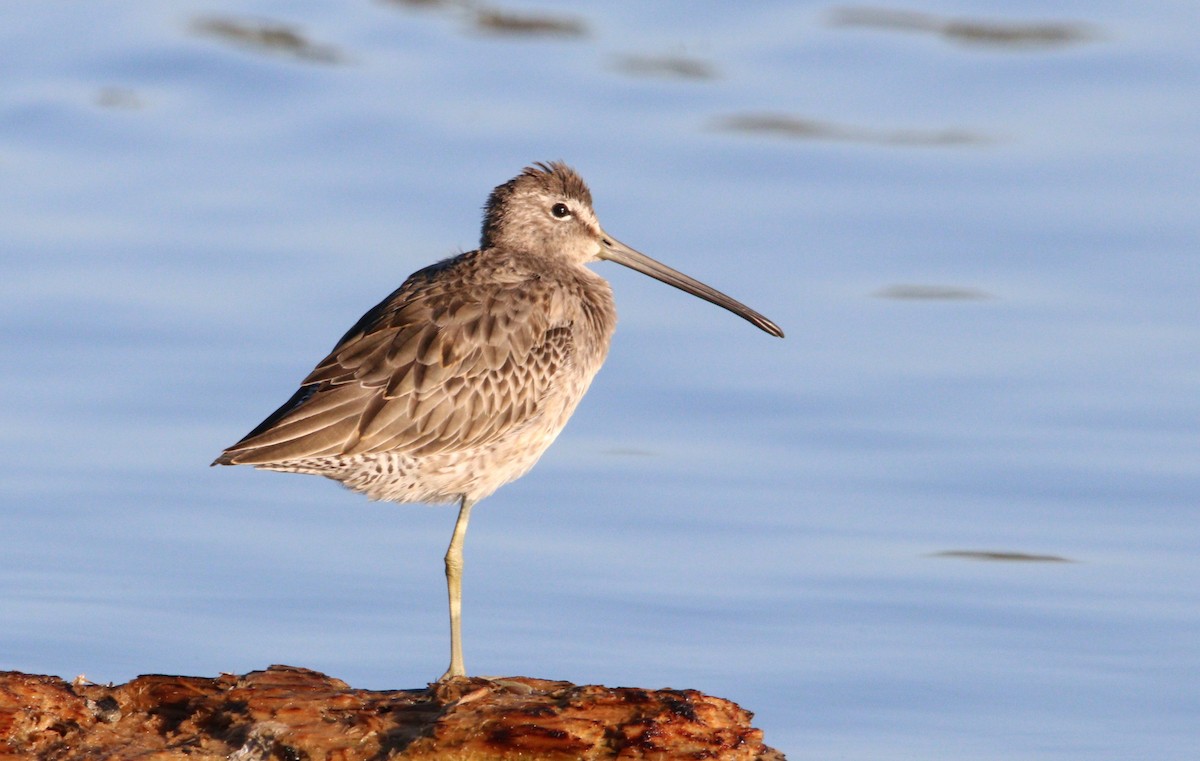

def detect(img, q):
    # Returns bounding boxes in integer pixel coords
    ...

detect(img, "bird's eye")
[550,203,571,219]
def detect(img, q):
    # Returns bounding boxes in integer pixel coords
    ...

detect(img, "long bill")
[599,233,785,338]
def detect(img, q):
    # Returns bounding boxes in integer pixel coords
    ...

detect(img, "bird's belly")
[279,442,548,504]
[263,363,602,505]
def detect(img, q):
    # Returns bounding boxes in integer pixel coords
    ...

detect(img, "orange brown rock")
[0,665,784,760]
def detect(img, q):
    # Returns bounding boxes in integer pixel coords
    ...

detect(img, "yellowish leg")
[439,496,475,681]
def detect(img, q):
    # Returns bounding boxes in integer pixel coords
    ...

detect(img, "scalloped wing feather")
[216,256,574,465]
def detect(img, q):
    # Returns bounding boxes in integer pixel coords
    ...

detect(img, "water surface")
[2,3,1197,759]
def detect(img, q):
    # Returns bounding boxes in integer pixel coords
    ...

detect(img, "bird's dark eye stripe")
[551,203,571,218]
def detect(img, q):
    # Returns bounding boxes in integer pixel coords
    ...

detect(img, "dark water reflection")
[612,55,718,81]
[716,114,992,147]
[930,550,1076,563]
[378,0,588,39]
[471,8,588,38]
[95,87,145,111]
[828,6,1100,49]
[190,16,346,64]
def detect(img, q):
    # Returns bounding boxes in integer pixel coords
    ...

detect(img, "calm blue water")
[2,2,1197,758]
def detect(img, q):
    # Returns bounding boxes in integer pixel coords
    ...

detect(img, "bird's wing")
[216,262,574,465]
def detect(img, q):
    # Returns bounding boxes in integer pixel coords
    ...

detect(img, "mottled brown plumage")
[214,162,782,679]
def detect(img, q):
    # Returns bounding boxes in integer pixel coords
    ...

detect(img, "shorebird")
[214,162,783,680]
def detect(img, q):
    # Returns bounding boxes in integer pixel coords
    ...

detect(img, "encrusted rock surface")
[0,665,784,760]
